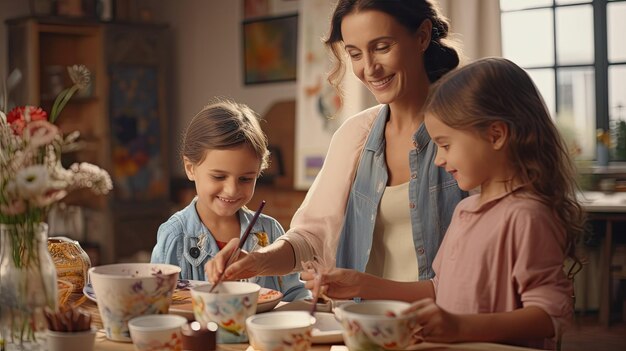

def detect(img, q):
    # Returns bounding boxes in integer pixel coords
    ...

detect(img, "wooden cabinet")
[6,17,172,264]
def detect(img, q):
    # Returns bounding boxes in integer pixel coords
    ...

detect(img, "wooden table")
[578,191,626,327]
[78,298,542,351]
[93,332,542,351]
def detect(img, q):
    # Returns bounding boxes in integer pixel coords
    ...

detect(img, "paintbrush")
[209,200,266,293]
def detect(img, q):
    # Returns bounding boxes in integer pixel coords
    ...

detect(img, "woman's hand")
[404,298,462,343]
[204,238,258,282]
[204,238,297,283]
[301,267,363,299]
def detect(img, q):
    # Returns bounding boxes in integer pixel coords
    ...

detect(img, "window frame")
[500,0,626,162]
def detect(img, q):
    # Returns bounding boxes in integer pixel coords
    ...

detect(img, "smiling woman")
[204,0,467,294]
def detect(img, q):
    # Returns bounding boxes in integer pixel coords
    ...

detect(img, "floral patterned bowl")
[128,314,187,351]
[190,281,260,344]
[246,311,316,351]
[336,300,420,351]
[88,263,181,342]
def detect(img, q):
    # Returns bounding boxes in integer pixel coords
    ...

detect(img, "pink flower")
[33,189,68,207]
[0,199,26,216]
[23,120,59,148]
[6,106,48,135]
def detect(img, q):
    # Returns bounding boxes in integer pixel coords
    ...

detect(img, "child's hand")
[404,298,461,343]
[204,238,257,282]
[300,267,362,299]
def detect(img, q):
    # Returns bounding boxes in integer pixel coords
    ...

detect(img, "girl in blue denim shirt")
[150,99,309,301]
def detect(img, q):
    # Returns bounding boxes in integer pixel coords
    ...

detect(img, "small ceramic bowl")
[190,281,260,343]
[128,314,188,351]
[246,311,316,351]
[46,328,97,351]
[336,300,420,351]
[89,263,181,342]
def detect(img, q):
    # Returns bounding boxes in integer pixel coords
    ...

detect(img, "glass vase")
[0,222,58,350]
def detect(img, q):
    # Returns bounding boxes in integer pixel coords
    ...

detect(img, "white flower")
[69,162,113,194]
[67,65,91,90]
[15,164,50,199]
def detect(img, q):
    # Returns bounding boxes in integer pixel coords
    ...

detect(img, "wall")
[156,0,297,178]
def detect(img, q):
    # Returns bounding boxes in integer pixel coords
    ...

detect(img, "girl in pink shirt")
[302,57,586,349]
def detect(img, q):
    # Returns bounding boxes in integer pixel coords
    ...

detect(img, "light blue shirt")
[150,198,310,301]
[336,105,468,280]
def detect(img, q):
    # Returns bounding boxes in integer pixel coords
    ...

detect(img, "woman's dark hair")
[325,0,459,93]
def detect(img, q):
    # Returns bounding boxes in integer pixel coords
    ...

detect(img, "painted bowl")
[246,311,316,351]
[128,314,188,351]
[190,281,260,343]
[336,300,420,351]
[89,263,181,342]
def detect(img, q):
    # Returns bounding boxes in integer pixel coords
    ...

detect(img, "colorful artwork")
[243,15,298,84]
[109,65,167,201]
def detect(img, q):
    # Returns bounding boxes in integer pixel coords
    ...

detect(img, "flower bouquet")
[0,65,112,350]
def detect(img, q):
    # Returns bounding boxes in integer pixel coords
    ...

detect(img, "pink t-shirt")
[432,190,573,350]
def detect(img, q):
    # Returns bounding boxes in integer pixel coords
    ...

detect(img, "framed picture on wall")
[243,14,298,84]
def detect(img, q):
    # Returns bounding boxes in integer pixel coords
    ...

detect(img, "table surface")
[93,331,542,351]
[578,191,626,213]
[78,298,543,351]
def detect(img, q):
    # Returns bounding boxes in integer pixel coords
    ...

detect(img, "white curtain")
[437,0,502,61]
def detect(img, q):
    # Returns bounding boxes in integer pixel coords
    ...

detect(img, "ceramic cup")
[336,300,420,351]
[128,314,188,351]
[89,263,181,342]
[246,311,316,351]
[190,281,260,343]
[46,328,97,351]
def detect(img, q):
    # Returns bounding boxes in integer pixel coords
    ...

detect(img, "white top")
[365,182,419,281]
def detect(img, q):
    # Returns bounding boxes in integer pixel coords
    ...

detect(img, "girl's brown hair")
[424,57,585,263]
[181,99,269,172]
[324,0,459,94]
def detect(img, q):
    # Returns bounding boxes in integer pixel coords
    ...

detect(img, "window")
[500,0,626,162]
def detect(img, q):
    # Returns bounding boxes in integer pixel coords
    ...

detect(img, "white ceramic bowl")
[246,311,316,351]
[336,300,419,351]
[128,314,188,351]
[190,281,260,343]
[89,263,181,341]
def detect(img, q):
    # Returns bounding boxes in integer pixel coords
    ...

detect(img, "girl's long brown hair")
[424,57,585,264]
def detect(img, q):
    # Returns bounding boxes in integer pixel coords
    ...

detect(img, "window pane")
[608,2,626,62]
[500,0,552,11]
[502,9,554,67]
[609,65,626,161]
[526,68,556,118]
[556,5,594,65]
[556,0,591,4]
[557,67,595,160]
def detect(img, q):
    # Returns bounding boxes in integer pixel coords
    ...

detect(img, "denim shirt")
[150,197,310,301]
[336,105,468,280]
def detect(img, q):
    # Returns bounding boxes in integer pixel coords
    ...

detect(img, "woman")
[206,0,467,282]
